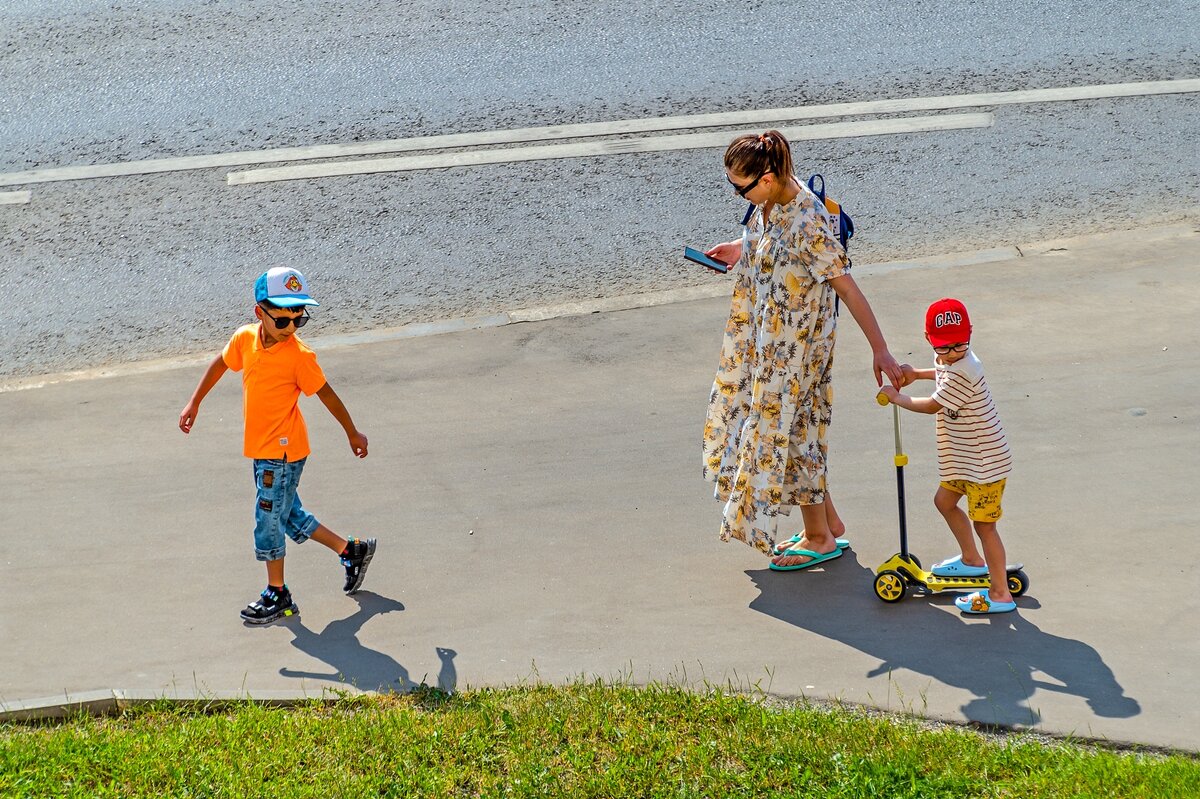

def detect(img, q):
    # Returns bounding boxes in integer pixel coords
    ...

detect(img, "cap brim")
[269,296,319,308]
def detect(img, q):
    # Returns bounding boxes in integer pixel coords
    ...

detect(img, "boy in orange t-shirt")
[179,267,375,625]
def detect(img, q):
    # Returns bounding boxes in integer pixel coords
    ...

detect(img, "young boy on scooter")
[877,298,1016,614]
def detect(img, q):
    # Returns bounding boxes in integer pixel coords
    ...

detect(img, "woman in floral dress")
[702,130,903,570]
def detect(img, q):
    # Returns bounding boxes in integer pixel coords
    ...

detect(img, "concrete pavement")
[1,222,1198,750]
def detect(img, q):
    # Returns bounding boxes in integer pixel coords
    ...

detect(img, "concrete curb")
[0,687,364,723]
[6,685,1195,757]
[856,245,1021,276]
[1,220,1195,394]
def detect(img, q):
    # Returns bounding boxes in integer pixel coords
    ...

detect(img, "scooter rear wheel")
[1007,570,1030,597]
[874,571,907,603]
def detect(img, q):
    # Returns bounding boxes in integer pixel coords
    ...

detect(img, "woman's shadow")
[278,591,458,694]
[746,551,1139,728]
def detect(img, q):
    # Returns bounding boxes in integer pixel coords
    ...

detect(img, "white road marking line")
[0,79,1196,188]
[227,113,994,185]
[0,190,31,205]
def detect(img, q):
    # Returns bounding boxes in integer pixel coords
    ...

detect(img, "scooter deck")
[877,554,1023,595]
[917,571,1012,594]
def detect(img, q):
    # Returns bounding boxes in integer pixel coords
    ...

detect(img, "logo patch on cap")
[255,266,319,308]
[934,311,963,328]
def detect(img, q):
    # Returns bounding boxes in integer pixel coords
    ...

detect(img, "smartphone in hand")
[684,246,730,273]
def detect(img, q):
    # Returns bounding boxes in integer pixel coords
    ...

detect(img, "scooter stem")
[892,403,910,559]
[877,392,912,559]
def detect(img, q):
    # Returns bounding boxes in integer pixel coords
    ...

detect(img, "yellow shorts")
[940,478,1006,522]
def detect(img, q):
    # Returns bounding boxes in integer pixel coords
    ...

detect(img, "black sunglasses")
[728,172,768,198]
[932,342,969,354]
[260,305,310,329]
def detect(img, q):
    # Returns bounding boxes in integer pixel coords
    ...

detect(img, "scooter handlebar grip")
[876,392,890,406]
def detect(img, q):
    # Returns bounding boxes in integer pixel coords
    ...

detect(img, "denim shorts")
[252,457,320,561]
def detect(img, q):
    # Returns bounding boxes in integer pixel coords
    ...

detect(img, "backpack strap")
[807,173,827,203]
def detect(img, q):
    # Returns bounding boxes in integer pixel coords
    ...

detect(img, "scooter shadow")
[746,550,1139,728]
[278,591,458,694]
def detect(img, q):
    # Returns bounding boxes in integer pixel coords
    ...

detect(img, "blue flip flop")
[931,555,989,578]
[955,591,1016,614]
[769,546,844,572]
[772,536,851,556]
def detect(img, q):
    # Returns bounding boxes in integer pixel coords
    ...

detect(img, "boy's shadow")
[746,551,1139,728]
[279,591,458,694]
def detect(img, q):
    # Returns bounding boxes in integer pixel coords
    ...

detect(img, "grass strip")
[1,683,1196,798]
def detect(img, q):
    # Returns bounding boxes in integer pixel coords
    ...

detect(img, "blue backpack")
[742,174,854,313]
[806,174,854,251]
[741,173,854,251]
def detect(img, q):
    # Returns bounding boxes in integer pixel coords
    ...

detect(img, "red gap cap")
[925,298,971,347]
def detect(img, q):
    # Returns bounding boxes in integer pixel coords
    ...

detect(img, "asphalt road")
[1,1,1198,380]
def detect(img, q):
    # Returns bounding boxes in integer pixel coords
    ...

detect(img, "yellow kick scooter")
[871,391,1029,604]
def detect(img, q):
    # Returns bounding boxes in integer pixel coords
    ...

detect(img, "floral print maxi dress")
[702,185,849,555]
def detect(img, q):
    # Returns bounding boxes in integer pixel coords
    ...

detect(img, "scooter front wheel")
[874,571,907,603]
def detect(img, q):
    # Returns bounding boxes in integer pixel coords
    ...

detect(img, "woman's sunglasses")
[260,305,310,329]
[728,172,768,198]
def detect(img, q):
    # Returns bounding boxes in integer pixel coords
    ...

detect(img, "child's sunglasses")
[260,305,310,329]
[932,342,969,354]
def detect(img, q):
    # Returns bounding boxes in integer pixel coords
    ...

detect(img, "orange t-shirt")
[222,325,327,460]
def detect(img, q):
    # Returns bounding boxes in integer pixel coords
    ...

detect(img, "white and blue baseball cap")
[254,267,320,308]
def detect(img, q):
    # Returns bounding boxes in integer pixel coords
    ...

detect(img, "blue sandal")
[931,555,988,578]
[772,536,850,556]
[769,546,844,572]
[955,591,1016,614]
